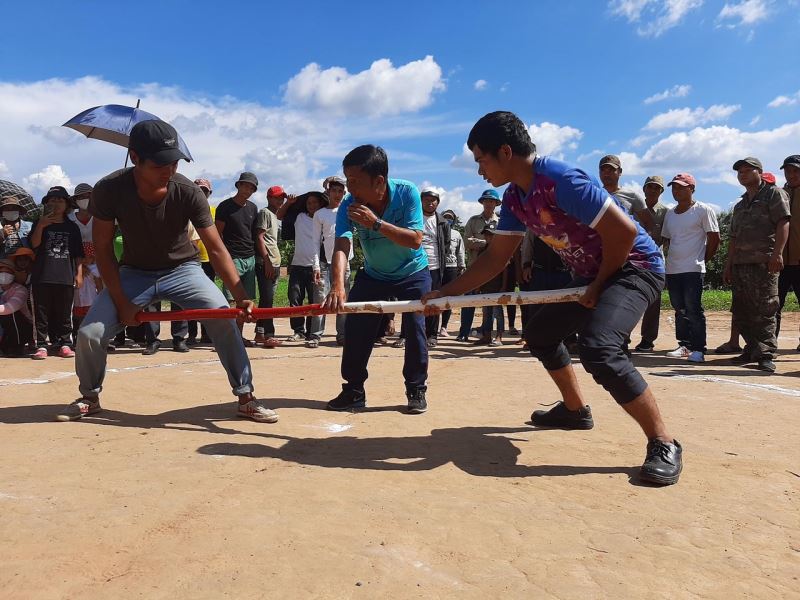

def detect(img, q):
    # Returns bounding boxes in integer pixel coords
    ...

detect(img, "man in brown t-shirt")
[776,155,800,347]
[59,120,278,423]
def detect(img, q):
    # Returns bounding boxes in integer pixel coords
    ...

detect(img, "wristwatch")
[372,218,383,232]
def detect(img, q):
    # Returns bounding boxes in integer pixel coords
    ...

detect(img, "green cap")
[643,175,664,190]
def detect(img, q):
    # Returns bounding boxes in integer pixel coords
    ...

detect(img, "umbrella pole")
[123,99,141,167]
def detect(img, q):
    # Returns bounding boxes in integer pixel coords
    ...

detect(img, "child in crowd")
[1,196,32,258]
[29,186,84,359]
[72,243,102,343]
[0,258,33,356]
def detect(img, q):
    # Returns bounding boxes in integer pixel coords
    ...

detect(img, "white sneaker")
[438,327,450,338]
[687,351,705,363]
[237,399,279,423]
[666,346,690,358]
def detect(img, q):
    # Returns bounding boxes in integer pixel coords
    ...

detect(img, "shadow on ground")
[0,402,644,483]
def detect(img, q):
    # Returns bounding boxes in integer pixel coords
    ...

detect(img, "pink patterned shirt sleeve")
[0,283,29,316]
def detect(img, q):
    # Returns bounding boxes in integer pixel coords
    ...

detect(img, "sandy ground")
[1,311,799,599]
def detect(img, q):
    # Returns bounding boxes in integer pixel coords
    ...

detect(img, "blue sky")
[1,0,798,216]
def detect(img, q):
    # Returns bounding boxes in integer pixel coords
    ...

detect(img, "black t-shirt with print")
[215,198,257,259]
[31,220,84,285]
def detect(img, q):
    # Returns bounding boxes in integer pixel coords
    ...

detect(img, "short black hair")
[342,145,389,179]
[467,111,536,158]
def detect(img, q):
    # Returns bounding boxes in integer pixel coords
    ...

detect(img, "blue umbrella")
[62,103,193,161]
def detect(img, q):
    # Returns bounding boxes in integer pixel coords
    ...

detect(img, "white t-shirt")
[661,202,719,274]
[292,213,318,267]
[75,264,100,308]
[422,214,439,270]
[68,212,93,244]
[312,206,353,270]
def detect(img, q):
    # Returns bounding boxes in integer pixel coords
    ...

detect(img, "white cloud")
[283,56,445,117]
[23,165,72,198]
[629,133,658,147]
[644,104,740,130]
[450,121,583,170]
[717,0,771,27]
[474,79,488,91]
[614,121,800,207]
[417,182,488,222]
[768,91,800,108]
[610,0,704,37]
[0,74,466,206]
[450,144,475,172]
[643,84,691,104]
[749,115,761,126]
[528,122,584,157]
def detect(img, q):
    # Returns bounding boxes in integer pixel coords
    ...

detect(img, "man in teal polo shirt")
[322,145,431,413]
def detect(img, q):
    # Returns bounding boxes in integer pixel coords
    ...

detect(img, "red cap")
[762,172,776,184]
[267,185,286,198]
[668,173,696,188]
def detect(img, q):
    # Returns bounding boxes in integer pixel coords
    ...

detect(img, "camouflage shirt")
[729,183,790,264]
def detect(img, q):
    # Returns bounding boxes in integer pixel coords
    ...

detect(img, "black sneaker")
[186,337,198,347]
[634,342,654,352]
[531,402,594,430]
[142,340,161,356]
[173,339,190,353]
[406,388,427,414]
[640,438,682,485]
[327,389,366,411]
[756,357,776,373]
[731,352,754,364]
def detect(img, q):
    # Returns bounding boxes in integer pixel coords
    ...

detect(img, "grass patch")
[659,290,799,312]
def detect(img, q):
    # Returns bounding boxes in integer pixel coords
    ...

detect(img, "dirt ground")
[1,311,798,599]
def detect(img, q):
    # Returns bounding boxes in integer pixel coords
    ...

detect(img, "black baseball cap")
[781,155,800,170]
[732,157,763,171]
[41,186,70,203]
[129,120,190,166]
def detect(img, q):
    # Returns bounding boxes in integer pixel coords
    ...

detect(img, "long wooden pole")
[135,287,586,322]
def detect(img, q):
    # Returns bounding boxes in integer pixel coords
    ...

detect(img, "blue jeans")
[481,305,505,335]
[666,272,706,352]
[341,268,431,393]
[76,261,254,399]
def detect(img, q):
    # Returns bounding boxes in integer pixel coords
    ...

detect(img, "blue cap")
[479,189,501,202]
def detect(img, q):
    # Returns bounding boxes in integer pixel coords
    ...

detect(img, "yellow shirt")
[193,205,215,262]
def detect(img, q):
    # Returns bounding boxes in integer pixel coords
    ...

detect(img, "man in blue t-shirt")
[323,145,431,413]
[422,111,682,486]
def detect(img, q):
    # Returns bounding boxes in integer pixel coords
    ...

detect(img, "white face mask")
[76,199,90,211]
[2,211,20,221]
[0,272,14,285]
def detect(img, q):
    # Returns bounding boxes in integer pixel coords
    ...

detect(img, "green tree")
[704,210,731,289]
